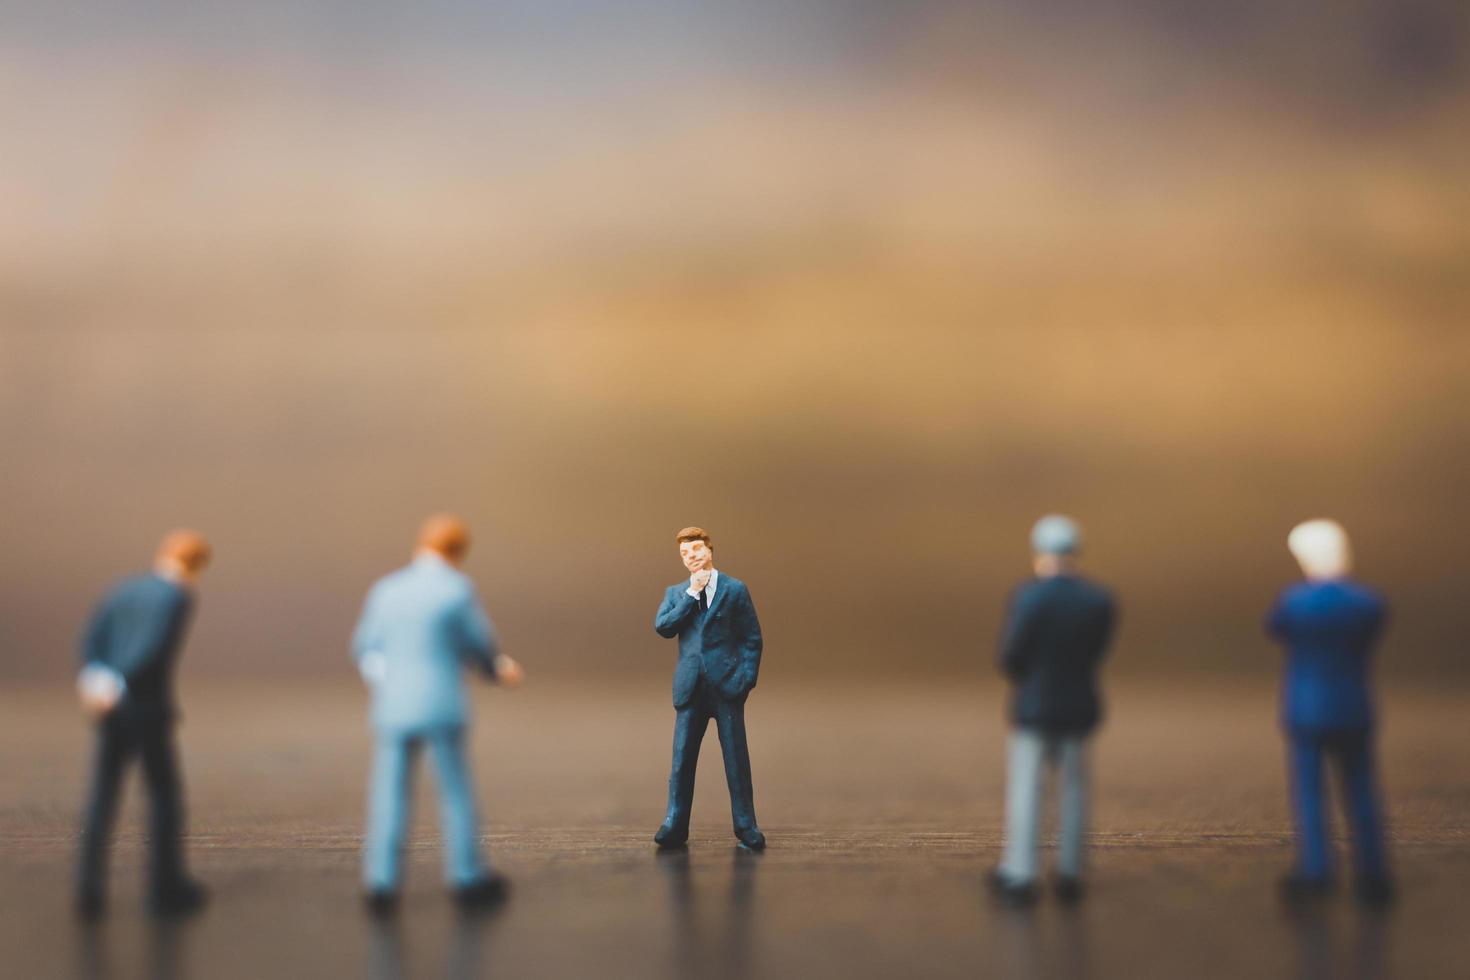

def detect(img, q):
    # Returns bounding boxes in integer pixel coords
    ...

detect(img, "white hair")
[1287,519,1352,579]
[1031,514,1081,556]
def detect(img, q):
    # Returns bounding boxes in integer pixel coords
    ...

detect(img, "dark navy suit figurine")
[653,527,766,850]
[1269,519,1393,906]
[75,530,213,919]
[989,515,1116,905]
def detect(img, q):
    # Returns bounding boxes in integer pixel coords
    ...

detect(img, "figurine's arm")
[80,596,113,669]
[456,593,501,677]
[457,590,525,688]
[654,587,698,638]
[732,585,763,694]
[1093,596,1118,665]
[997,590,1038,679]
[78,597,126,716]
[352,586,388,684]
[1264,597,1290,641]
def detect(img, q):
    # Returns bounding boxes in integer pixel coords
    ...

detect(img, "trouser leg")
[665,703,710,831]
[78,722,134,897]
[428,727,487,886]
[1332,731,1389,880]
[999,729,1045,884]
[364,734,418,891]
[1056,736,1090,878]
[136,721,186,892]
[1289,735,1332,879]
[714,696,758,832]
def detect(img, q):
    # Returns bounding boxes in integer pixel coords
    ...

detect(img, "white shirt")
[686,568,719,606]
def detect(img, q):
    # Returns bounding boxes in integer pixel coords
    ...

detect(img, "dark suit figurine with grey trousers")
[653,571,765,849]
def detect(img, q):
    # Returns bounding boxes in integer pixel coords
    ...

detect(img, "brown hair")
[418,514,471,561]
[156,529,211,572]
[675,526,712,550]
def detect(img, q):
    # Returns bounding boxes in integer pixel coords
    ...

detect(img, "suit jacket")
[1267,579,1385,734]
[998,574,1116,735]
[80,573,195,723]
[654,572,763,707]
[353,555,499,733]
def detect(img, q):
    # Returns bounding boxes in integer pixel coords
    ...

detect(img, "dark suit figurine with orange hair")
[75,530,212,919]
[653,527,766,850]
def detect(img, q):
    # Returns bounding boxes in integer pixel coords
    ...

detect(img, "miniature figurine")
[354,515,525,914]
[1268,519,1393,905]
[988,515,1116,904]
[75,529,213,918]
[652,527,766,850]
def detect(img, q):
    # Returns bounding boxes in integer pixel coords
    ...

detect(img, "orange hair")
[156,529,211,572]
[418,514,471,561]
[675,526,712,550]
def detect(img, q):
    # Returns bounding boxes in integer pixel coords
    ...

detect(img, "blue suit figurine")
[75,530,213,919]
[353,515,525,915]
[653,527,765,850]
[989,516,1116,905]
[1268,519,1393,905]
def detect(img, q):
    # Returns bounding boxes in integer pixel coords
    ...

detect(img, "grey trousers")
[998,728,1090,884]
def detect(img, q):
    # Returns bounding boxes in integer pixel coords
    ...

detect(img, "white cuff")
[78,664,126,701]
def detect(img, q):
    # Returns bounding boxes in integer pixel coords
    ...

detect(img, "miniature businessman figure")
[1269,519,1393,905]
[354,515,525,914]
[653,527,766,850]
[75,530,212,918]
[989,516,1116,904]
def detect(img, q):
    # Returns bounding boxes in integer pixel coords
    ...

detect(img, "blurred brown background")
[2,0,1468,682]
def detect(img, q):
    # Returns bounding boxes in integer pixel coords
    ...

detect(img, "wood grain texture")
[1,679,1466,978]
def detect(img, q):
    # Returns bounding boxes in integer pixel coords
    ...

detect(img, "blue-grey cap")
[1031,514,1081,555]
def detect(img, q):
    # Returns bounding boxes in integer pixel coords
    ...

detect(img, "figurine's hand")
[79,688,118,720]
[494,654,525,689]
[690,569,712,594]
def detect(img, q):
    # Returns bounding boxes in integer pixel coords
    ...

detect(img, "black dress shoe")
[1356,875,1395,908]
[75,890,106,920]
[654,824,688,849]
[150,879,209,917]
[735,828,766,851]
[453,873,510,909]
[987,869,1039,905]
[1278,872,1334,902]
[364,889,399,917]
[1053,875,1086,904]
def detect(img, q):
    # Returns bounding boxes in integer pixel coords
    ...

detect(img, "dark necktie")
[698,587,709,613]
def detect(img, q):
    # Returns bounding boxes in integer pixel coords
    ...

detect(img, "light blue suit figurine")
[353,515,525,915]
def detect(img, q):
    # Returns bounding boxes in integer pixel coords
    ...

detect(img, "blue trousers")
[1288,729,1389,880]
[664,678,758,835]
[363,726,487,891]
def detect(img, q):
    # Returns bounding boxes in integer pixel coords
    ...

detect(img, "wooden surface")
[1,678,1466,978]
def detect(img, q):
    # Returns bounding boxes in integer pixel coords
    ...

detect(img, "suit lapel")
[705,572,733,620]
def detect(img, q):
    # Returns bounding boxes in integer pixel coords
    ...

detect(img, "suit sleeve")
[654,587,698,638]
[1265,596,1290,641]
[351,586,382,666]
[456,591,501,678]
[80,595,113,669]
[1092,594,1117,666]
[734,585,764,694]
[998,588,1038,680]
